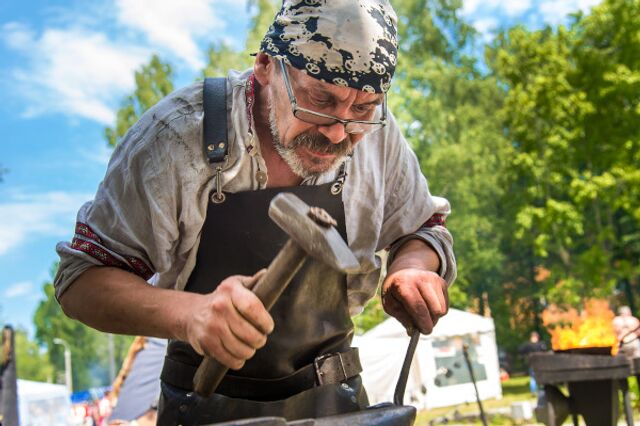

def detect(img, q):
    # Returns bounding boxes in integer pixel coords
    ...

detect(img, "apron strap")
[202,77,228,164]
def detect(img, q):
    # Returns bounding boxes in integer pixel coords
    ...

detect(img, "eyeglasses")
[278,59,387,135]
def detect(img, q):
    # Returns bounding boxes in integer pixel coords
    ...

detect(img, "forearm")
[387,238,440,276]
[59,266,195,341]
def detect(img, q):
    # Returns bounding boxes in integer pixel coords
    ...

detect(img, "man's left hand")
[382,268,448,334]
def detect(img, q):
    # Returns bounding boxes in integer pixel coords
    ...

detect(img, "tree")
[486,0,640,312]
[106,1,279,148]
[392,0,509,315]
[104,55,175,147]
[33,265,133,390]
[202,0,278,78]
[14,328,54,382]
[202,41,253,78]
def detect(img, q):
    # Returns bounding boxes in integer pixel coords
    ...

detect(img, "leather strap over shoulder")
[203,78,228,164]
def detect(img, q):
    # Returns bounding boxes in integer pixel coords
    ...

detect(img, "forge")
[530,351,635,426]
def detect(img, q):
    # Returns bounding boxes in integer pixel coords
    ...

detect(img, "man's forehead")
[291,67,384,103]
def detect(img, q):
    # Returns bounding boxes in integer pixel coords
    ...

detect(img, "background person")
[613,306,640,359]
[518,331,547,393]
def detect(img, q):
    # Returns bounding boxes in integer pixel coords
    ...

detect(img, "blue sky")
[0,0,602,337]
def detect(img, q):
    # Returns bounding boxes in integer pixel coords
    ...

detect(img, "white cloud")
[5,281,33,298]
[463,0,533,17]
[1,0,244,124]
[2,22,35,49]
[502,0,533,17]
[115,0,228,69]
[2,23,150,124]
[0,191,93,256]
[472,17,500,34]
[461,0,483,17]
[539,0,602,24]
[461,0,603,42]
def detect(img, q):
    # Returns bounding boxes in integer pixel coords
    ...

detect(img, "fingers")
[416,275,448,324]
[382,269,449,335]
[383,290,426,335]
[193,274,274,370]
[230,275,275,335]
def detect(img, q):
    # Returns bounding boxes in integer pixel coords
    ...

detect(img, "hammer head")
[269,192,360,274]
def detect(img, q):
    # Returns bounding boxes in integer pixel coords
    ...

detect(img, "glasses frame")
[277,59,387,135]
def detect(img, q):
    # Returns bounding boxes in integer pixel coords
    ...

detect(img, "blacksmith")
[54,0,456,424]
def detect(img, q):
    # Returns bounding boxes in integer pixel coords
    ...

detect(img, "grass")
[415,375,640,425]
[414,376,538,425]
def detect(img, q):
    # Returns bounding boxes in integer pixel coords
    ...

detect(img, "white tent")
[17,379,73,426]
[353,309,502,409]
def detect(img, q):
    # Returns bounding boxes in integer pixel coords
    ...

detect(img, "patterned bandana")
[259,0,398,94]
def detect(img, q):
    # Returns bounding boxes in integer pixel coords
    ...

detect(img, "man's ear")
[253,52,274,86]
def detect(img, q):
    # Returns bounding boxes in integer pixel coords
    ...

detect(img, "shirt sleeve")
[54,84,209,300]
[380,115,457,286]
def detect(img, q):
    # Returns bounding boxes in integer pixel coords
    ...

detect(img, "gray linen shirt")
[55,69,456,316]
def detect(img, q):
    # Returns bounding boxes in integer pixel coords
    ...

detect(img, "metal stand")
[462,344,488,426]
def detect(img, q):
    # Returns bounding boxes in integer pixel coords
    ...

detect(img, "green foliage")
[486,0,640,313]
[33,265,134,390]
[105,1,279,148]
[202,41,254,78]
[353,296,388,335]
[393,0,508,319]
[202,0,278,78]
[104,55,174,147]
[245,0,279,54]
[14,328,54,382]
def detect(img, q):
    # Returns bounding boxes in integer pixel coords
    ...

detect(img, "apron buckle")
[314,352,348,386]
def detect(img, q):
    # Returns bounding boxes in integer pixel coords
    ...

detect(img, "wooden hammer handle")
[193,239,307,397]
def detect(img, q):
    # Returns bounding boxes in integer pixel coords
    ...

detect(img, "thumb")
[239,269,267,290]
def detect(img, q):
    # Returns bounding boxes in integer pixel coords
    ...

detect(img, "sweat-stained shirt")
[54,69,456,315]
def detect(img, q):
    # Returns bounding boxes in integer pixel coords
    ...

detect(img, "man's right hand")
[185,271,274,370]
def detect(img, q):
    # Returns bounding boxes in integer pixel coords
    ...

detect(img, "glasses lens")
[344,122,384,135]
[294,109,338,126]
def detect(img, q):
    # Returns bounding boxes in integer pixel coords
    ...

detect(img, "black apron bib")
[157,182,367,425]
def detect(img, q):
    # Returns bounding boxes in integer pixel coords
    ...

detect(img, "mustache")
[290,132,353,157]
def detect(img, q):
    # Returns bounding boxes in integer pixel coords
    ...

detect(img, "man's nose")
[317,122,348,145]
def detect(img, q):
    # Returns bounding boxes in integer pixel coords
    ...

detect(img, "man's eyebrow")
[306,85,383,105]
[357,97,384,106]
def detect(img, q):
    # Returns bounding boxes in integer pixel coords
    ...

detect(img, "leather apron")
[157,181,368,425]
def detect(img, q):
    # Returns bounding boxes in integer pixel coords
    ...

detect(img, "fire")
[542,299,618,355]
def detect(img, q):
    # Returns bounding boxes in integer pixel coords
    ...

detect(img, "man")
[55,1,456,424]
[518,331,547,394]
[613,306,640,359]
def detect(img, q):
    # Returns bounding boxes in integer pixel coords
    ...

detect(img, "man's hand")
[382,239,449,335]
[185,270,274,370]
[382,269,448,334]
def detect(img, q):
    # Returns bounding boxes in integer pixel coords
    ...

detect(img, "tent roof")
[108,337,166,422]
[363,308,494,340]
[17,379,69,399]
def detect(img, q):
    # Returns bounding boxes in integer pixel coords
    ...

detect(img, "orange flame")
[542,299,618,355]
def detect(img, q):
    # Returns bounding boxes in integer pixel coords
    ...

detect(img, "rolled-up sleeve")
[54,84,209,300]
[387,211,457,285]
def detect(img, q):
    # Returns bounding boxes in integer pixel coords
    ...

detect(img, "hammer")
[193,192,359,397]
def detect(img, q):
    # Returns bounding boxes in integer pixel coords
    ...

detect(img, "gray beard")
[268,98,352,179]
